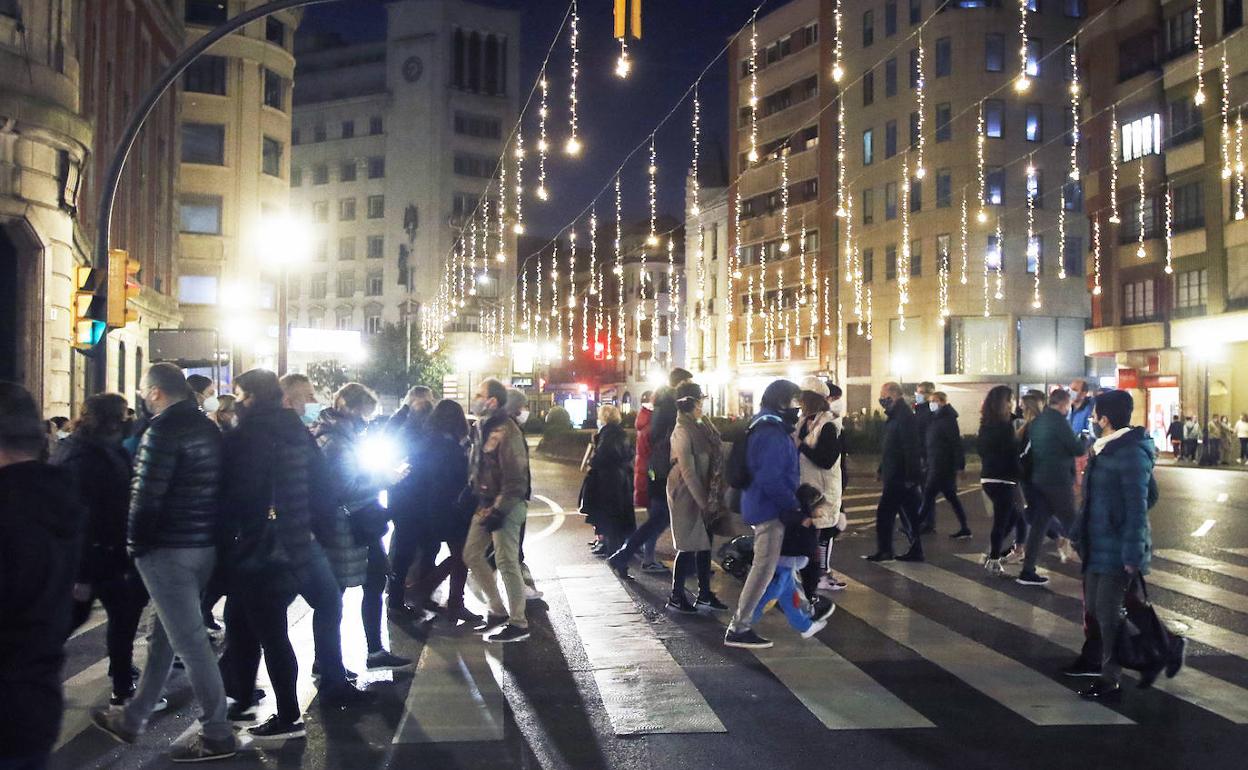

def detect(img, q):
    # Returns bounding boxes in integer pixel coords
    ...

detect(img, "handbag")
[232,446,296,592]
[1114,574,1180,674]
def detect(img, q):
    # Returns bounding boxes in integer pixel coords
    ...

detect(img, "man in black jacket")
[92,363,237,762]
[865,382,925,562]
[917,392,970,538]
[0,382,85,770]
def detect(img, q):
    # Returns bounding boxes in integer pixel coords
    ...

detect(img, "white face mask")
[929,401,940,413]
[518,409,531,424]
[202,395,220,413]
[828,398,844,417]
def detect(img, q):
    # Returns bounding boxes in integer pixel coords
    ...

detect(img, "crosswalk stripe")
[1144,569,1248,615]
[707,568,934,730]
[393,633,506,743]
[953,554,1248,661]
[55,658,113,751]
[834,574,1131,726]
[556,565,726,736]
[1155,549,1248,583]
[886,560,1248,723]
[1220,548,1248,558]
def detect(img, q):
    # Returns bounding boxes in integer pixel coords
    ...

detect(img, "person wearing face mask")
[314,382,412,672]
[977,386,1023,577]
[279,373,323,428]
[386,385,437,618]
[463,378,532,643]
[917,392,970,539]
[724,379,804,650]
[795,377,846,604]
[503,388,542,601]
[1015,387,1085,586]
[864,382,925,563]
[912,381,936,475]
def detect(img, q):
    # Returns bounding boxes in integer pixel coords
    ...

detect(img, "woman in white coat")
[796,377,848,597]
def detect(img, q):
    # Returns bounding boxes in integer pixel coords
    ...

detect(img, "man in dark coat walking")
[865,382,924,562]
[918,392,970,538]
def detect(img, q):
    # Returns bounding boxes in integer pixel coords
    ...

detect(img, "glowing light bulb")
[565,137,582,156]
[690,203,700,216]
[779,241,790,253]
[536,185,549,201]
[646,234,658,247]
[513,223,525,235]
[1093,286,1102,296]
[915,166,926,180]
[1136,245,1146,258]
[1015,76,1030,92]
[747,148,759,163]
[1109,214,1121,224]
[615,54,631,78]
[537,138,548,152]
[977,210,988,223]
[1195,89,1206,106]
[836,205,847,218]
[832,63,844,82]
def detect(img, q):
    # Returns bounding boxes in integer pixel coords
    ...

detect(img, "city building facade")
[1081,0,1247,444]
[684,182,734,414]
[290,0,519,394]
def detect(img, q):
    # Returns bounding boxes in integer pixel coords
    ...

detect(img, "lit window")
[1120,113,1163,161]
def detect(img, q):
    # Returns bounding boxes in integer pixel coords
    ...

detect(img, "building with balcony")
[1081,0,1247,441]
[685,175,734,414]
[290,0,519,396]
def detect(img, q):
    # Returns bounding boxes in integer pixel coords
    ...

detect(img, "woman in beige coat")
[665,382,729,614]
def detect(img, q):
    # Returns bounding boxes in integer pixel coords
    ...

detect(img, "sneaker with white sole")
[724,628,773,649]
[639,561,668,573]
[811,596,837,623]
[524,585,544,601]
[801,618,828,639]
[1015,570,1049,586]
[365,649,413,671]
[247,715,306,740]
[1002,545,1025,565]
[486,623,531,643]
[817,575,848,592]
[983,557,1005,577]
[170,734,238,763]
[90,708,137,745]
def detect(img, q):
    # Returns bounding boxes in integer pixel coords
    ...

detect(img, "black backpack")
[726,431,753,490]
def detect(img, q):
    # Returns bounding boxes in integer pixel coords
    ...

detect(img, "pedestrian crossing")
[51,545,1248,762]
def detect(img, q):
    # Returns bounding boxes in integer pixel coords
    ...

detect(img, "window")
[1062,180,1083,211]
[313,164,328,185]
[1120,113,1162,160]
[910,0,922,24]
[338,237,356,260]
[369,115,384,135]
[886,244,898,280]
[986,34,1005,72]
[183,55,226,95]
[885,182,898,220]
[935,102,952,141]
[1027,170,1043,208]
[863,10,874,46]
[263,69,286,111]
[367,235,384,259]
[1228,0,1244,33]
[909,48,920,89]
[1175,268,1208,309]
[1164,8,1196,60]
[261,137,282,177]
[177,275,219,305]
[909,111,920,147]
[1025,104,1042,142]
[454,153,494,178]
[367,157,385,178]
[910,240,923,276]
[291,167,302,187]
[935,37,952,77]
[366,313,384,335]
[1122,280,1157,323]
[261,15,286,47]
[862,188,875,224]
[454,112,503,139]
[178,194,222,235]
[341,120,354,139]
[340,161,357,182]
[1065,0,1086,17]
[1118,31,1158,81]
[985,166,1005,205]
[1062,43,1077,82]
[335,307,354,330]
[310,274,327,299]
[185,0,227,25]
[337,272,355,297]
[314,123,326,142]
[1026,0,1039,10]
[863,129,875,165]
[1169,99,1203,145]
[1062,236,1084,276]
[985,99,1004,137]
[885,58,898,97]
[314,239,328,261]
[1026,235,1043,273]
[885,1,898,36]
[312,201,328,222]
[863,69,874,105]
[910,178,922,212]
[986,234,1003,270]
[367,195,384,219]
[937,234,952,272]
[1120,196,1159,242]
[366,272,383,296]
[885,120,898,157]
[862,248,875,282]
[181,123,224,165]
[1025,38,1041,77]
[936,169,952,208]
[946,316,1011,375]
[339,198,356,222]
[1172,181,1203,231]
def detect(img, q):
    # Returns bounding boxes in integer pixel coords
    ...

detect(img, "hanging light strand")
[537,71,550,201]
[1092,215,1103,296]
[647,136,659,246]
[1109,104,1121,223]
[898,154,911,329]
[994,215,1004,301]
[1135,157,1147,258]
[1026,159,1040,308]
[959,188,970,285]
[496,159,508,263]
[692,84,707,330]
[831,0,844,82]
[567,230,578,359]
[1015,0,1031,92]
[566,0,582,156]
[551,240,561,359]
[615,175,625,355]
[836,96,849,221]
[747,18,760,164]
[977,102,989,223]
[513,128,526,234]
[914,30,927,180]
[1164,183,1174,275]
[1195,0,1206,106]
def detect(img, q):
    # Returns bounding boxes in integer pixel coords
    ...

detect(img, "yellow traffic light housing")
[72,265,107,349]
[107,248,141,327]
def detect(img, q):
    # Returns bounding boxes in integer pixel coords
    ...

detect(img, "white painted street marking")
[1147,569,1248,615]
[556,565,725,735]
[528,493,568,542]
[1221,548,1248,558]
[834,575,1131,726]
[1191,520,1217,537]
[1156,549,1248,583]
[393,633,506,743]
[887,560,1248,723]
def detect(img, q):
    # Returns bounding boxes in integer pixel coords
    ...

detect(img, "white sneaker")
[983,557,1005,577]
[523,585,544,601]
[1056,538,1077,564]
[817,575,847,592]
[1002,545,1025,565]
[801,618,828,639]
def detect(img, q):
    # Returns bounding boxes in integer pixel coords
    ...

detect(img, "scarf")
[678,411,724,513]
[1091,426,1131,456]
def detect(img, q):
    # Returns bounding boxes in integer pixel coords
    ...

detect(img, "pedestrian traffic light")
[106,248,141,327]
[72,265,107,350]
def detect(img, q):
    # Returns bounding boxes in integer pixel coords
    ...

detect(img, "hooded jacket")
[1077,426,1156,575]
[879,398,922,485]
[52,432,133,583]
[128,398,223,553]
[742,409,801,526]
[797,410,843,526]
[633,404,653,507]
[923,404,965,482]
[0,461,85,758]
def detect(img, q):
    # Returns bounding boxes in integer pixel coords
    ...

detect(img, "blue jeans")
[751,567,812,633]
[124,547,233,744]
[615,478,671,562]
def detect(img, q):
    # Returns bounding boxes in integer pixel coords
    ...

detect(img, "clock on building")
[402,56,424,83]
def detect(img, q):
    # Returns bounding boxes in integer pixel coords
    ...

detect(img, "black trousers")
[920,474,969,532]
[672,550,711,598]
[387,517,430,610]
[984,482,1020,559]
[874,480,923,556]
[361,537,389,654]
[221,582,300,722]
[71,569,149,697]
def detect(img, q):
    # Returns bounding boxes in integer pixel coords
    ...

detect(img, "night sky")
[299,0,771,241]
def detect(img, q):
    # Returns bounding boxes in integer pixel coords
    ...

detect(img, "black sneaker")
[320,683,372,708]
[486,623,531,643]
[1061,657,1102,678]
[949,529,973,540]
[1166,637,1187,679]
[1015,571,1050,586]
[473,613,508,633]
[227,702,257,723]
[365,650,413,671]
[724,628,773,649]
[447,605,483,626]
[665,593,698,614]
[310,662,358,683]
[247,715,306,740]
[863,552,895,562]
[896,548,925,563]
[1078,679,1122,701]
[606,552,633,581]
[170,734,238,763]
[695,593,730,612]
[1138,663,1165,690]
[810,595,836,623]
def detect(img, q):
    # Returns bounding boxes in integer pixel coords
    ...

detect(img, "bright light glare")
[1036,348,1056,370]
[257,212,313,266]
[357,434,401,474]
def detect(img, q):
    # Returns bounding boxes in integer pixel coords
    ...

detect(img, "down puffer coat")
[1076,427,1156,575]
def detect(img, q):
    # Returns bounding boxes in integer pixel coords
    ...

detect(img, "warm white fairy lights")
[1026,161,1040,309]
[898,155,911,328]
[692,85,708,330]
[513,130,526,234]
[1164,183,1174,275]
[778,147,790,253]
[1237,112,1247,220]
[668,236,679,333]
[616,37,631,79]
[836,97,848,219]
[551,240,562,360]
[994,216,1004,302]
[535,242,544,339]
[977,103,989,223]
[468,214,479,297]
[1092,216,1103,296]
[1194,0,1206,106]
[747,19,760,164]
[831,0,844,83]
[798,218,808,307]
[566,0,582,156]
[1136,158,1147,258]
[959,189,970,286]
[1015,0,1031,93]
[1222,48,1234,180]
[914,31,927,180]
[520,258,530,335]
[745,272,755,357]
[864,283,873,341]
[537,72,551,201]
[1109,105,1121,224]
[590,208,601,350]
[614,175,625,356]
[496,162,508,263]
[647,136,659,247]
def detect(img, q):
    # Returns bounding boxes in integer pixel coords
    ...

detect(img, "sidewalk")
[1156,455,1248,471]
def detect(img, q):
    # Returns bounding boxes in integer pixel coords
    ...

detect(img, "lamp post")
[1191,340,1223,463]
[257,213,311,376]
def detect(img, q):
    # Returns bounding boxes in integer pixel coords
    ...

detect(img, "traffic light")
[106,248,141,327]
[72,265,106,349]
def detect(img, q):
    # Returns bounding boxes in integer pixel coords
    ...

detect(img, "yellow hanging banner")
[614,0,640,39]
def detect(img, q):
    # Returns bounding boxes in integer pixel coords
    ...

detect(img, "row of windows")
[307,196,387,223]
[294,306,387,334]
[182,54,288,112]
[1122,267,1217,324]
[184,1,293,50]
[739,178,819,219]
[737,75,818,126]
[1125,1,1243,80]
[738,230,821,267]
[291,157,386,187]
[299,270,387,300]
[738,21,818,78]
[454,112,503,140]
[293,116,384,145]
[451,27,509,96]
[852,233,1084,285]
[740,126,819,170]
[181,123,285,177]
[453,153,496,178]
[857,169,1082,224]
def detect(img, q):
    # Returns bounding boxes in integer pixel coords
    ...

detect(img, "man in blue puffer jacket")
[725,380,803,650]
[1073,389,1182,699]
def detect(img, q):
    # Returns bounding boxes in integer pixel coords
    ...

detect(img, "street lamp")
[257,212,311,376]
[1036,348,1056,395]
[892,354,908,392]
